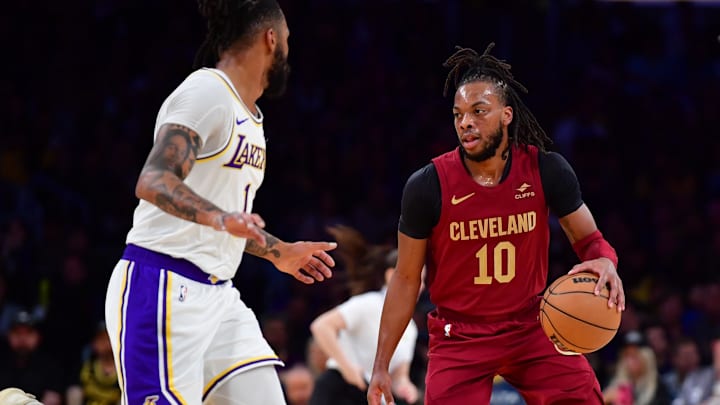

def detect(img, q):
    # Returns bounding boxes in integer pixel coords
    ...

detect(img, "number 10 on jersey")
[474,241,516,284]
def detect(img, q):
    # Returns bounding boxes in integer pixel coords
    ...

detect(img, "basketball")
[539,272,622,354]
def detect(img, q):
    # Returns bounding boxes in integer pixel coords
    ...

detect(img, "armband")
[572,230,618,268]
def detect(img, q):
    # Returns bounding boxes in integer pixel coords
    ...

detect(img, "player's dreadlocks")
[443,43,552,151]
[194,0,284,69]
[326,225,394,296]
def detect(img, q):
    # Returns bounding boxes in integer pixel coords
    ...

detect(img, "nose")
[459,113,473,130]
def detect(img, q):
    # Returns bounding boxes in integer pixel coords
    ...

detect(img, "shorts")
[425,297,603,405]
[104,244,283,405]
[309,369,366,405]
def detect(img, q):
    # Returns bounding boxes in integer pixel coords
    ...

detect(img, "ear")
[264,27,277,54]
[503,105,513,127]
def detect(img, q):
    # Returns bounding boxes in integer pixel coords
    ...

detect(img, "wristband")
[572,230,618,268]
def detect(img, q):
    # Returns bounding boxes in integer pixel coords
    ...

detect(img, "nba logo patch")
[179,285,188,302]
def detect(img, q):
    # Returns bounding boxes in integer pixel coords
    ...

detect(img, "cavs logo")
[144,395,159,405]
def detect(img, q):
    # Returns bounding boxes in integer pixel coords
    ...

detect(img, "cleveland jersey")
[126,68,266,280]
[427,145,550,317]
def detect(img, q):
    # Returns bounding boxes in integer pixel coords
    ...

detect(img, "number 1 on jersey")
[242,183,251,212]
[474,241,516,284]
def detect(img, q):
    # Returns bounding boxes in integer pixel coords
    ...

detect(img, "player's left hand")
[274,241,337,284]
[368,369,395,405]
[568,257,625,312]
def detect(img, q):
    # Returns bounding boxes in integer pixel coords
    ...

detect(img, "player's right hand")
[215,212,266,246]
[368,369,395,405]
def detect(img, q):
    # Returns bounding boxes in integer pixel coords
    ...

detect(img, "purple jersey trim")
[123,244,228,285]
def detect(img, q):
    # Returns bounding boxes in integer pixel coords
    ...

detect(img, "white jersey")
[327,288,418,382]
[126,68,266,280]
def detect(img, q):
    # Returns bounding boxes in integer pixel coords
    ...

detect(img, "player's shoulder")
[407,162,438,185]
[173,69,233,99]
[538,150,574,171]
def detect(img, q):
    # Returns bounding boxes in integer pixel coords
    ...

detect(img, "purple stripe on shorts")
[123,244,228,285]
[123,262,173,405]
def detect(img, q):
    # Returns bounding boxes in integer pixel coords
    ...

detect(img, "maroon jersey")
[427,145,550,318]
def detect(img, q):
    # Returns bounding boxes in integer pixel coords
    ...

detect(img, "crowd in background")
[1,0,720,404]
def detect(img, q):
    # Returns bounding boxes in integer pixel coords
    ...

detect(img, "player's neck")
[216,55,264,115]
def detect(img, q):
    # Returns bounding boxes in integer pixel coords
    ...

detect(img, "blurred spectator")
[664,337,714,405]
[280,364,315,405]
[700,336,720,405]
[0,310,64,405]
[646,323,673,374]
[603,331,672,405]
[262,313,291,365]
[305,337,329,379]
[66,322,120,405]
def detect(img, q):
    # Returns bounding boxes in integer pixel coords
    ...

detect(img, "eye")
[453,112,461,119]
[475,108,486,115]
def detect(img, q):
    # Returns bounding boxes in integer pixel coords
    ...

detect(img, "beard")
[263,46,291,98]
[460,123,504,162]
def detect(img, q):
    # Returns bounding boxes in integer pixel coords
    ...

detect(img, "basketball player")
[368,44,625,405]
[104,1,336,404]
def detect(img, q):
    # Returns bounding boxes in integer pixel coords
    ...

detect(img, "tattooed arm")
[135,123,266,244]
[245,229,338,284]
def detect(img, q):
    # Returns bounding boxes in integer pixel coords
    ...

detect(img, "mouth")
[461,133,482,149]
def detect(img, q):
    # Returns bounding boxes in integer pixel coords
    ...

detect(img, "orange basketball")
[539,272,622,354]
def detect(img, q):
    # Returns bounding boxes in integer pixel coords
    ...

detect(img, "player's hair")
[326,225,393,296]
[443,43,552,151]
[194,0,284,69]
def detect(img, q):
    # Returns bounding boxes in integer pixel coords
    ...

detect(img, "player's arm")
[135,123,266,244]
[244,229,336,284]
[539,152,624,311]
[310,308,367,390]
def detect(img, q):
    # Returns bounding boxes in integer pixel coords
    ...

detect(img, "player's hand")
[368,369,395,405]
[569,257,625,312]
[273,241,336,284]
[340,363,367,391]
[393,377,419,404]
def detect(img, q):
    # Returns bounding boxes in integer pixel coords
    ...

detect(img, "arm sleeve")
[159,72,233,153]
[398,163,442,239]
[538,151,584,217]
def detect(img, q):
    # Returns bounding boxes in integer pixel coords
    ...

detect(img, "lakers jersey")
[427,145,550,317]
[126,68,266,280]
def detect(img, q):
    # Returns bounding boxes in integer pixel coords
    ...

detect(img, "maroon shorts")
[425,297,603,405]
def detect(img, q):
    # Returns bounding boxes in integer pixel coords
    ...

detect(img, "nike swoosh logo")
[451,192,475,205]
[236,117,249,126]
